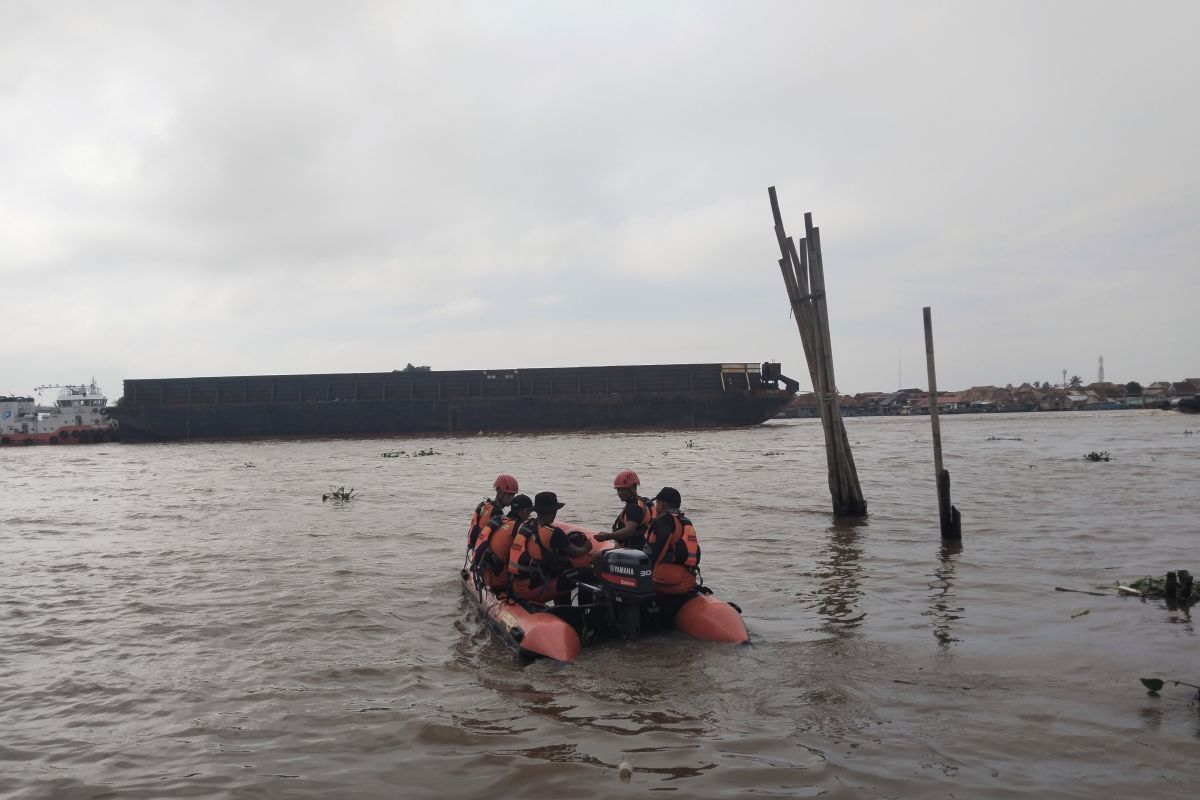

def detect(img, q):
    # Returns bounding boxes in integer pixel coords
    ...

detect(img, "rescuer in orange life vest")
[508,491,591,604]
[471,493,533,591]
[594,469,654,550]
[467,474,519,558]
[643,486,701,597]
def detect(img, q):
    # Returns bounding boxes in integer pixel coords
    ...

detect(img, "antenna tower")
[1098,355,1104,384]
[1062,369,1067,388]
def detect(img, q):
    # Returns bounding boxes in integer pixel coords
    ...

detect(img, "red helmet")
[493,473,519,494]
[613,469,640,489]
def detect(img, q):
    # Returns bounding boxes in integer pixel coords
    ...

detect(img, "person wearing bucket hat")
[466,474,520,559]
[507,491,590,603]
[471,494,533,591]
[644,486,701,597]
[596,469,654,550]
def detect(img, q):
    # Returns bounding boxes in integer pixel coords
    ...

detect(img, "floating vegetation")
[987,436,1023,441]
[1084,451,1112,462]
[1124,571,1197,603]
[763,450,785,456]
[382,450,406,458]
[413,448,440,457]
[323,486,358,503]
[685,440,696,449]
[243,461,256,467]
[1140,677,1200,709]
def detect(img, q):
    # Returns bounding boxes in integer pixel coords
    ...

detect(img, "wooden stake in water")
[923,306,962,539]
[768,187,867,517]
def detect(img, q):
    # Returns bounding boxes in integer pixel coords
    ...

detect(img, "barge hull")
[109,363,795,443]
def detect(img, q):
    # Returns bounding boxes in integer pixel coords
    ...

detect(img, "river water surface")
[2,411,1198,799]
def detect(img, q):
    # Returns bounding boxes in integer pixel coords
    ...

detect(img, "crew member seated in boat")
[508,491,591,604]
[467,473,519,557]
[644,486,701,597]
[471,493,533,592]
[594,469,653,550]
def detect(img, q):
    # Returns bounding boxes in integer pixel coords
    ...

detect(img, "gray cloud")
[2,0,1196,402]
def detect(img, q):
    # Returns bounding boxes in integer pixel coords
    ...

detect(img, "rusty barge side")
[108,362,798,443]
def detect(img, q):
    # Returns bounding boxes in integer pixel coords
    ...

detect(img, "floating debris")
[1123,571,1197,603]
[618,761,633,782]
[1084,451,1112,462]
[413,448,440,457]
[323,486,358,503]
[1139,677,1200,709]
[987,436,1023,441]
[1054,586,1109,597]
[763,450,785,456]
[1070,608,1090,618]
[685,440,695,449]
[381,450,406,458]
[243,461,256,467]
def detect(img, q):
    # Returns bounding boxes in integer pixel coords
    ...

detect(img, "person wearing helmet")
[466,473,519,558]
[595,468,653,550]
[471,493,533,592]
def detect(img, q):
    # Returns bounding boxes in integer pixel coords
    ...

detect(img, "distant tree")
[1125,381,1143,396]
[403,363,432,372]
[1069,375,1083,389]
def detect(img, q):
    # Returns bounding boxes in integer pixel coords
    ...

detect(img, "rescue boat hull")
[461,571,582,661]
[673,593,749,644]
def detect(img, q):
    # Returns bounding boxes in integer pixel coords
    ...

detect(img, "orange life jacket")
[649,511,701,571]
[612,496,654,549]
[508,520,559,581]
[474,515,519,586]
[467,498,500,551]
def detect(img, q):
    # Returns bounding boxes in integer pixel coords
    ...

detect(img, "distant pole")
[923,307,962,539]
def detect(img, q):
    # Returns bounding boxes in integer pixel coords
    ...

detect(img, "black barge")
[107,362,799,443]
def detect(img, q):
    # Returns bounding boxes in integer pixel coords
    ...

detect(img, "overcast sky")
[2,0,1196,402]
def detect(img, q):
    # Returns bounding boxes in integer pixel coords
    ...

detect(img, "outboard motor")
[593,548,656,639]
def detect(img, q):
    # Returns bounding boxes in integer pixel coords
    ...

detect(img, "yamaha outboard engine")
[593,548,656,639]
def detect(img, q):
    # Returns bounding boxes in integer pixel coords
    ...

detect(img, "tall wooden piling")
[923,306,962,539]
[768,187,867,517]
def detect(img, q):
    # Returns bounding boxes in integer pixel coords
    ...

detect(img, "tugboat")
[0,381,118,446]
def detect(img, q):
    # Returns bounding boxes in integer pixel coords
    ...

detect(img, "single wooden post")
[923,306,962,539]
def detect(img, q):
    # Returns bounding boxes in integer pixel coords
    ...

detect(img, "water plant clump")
[382,451,406,458]
[323,486,358,503]
[1125,570,1197,604]
[1084,451,1112,462]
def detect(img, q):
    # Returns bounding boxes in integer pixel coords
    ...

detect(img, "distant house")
[1039,389,1071,411]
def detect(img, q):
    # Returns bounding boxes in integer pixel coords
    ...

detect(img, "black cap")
[533,491,565,512]
[652,486,681,507]
[510,494,533,511]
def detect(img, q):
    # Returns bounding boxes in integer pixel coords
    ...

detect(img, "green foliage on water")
[1084,451,1111,462]
[1126,571,1198,602]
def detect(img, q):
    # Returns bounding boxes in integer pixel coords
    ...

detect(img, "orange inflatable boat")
[460,523,748,661]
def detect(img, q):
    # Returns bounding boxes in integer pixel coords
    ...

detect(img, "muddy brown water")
[2,411,1198,799]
